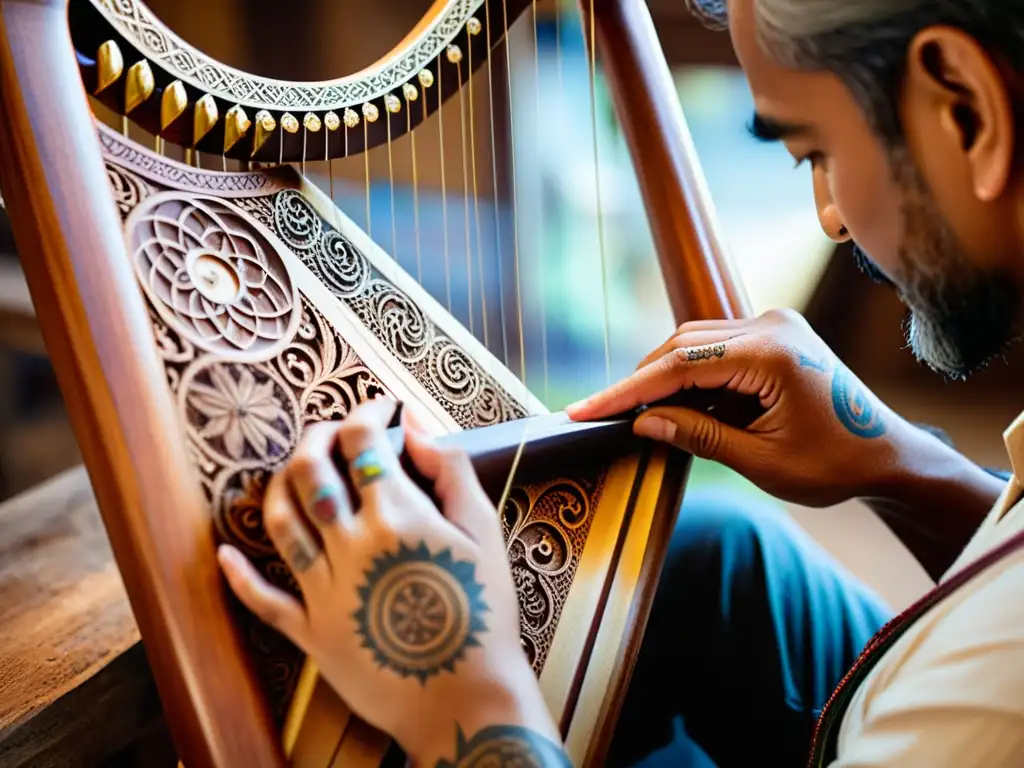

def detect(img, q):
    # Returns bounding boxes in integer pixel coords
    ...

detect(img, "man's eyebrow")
[746,113,812,142]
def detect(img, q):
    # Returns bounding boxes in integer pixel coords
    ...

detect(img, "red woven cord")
[807,527,1024,767]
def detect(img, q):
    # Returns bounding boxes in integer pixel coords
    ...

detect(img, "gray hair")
[686,1,1024,143]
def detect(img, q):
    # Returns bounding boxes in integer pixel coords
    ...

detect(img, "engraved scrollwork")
[273,308,388,422]
[99,125,285,196]
[316,230,372,297]
[259,189,528,429]
[126,191,302,360]
[92,0,485,110]
[500,479,599,670]
[430,340,482,406]
[106,162,151,217]
[273,190,322,253]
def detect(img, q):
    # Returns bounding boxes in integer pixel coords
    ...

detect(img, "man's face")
[727,0,1023,378]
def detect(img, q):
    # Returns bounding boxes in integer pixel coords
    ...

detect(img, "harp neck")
[586,0,752,323]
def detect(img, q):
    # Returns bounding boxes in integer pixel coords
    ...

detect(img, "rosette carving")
[125,191,302,360]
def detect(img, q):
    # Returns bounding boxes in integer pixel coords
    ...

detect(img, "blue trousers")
[607,488,893,767]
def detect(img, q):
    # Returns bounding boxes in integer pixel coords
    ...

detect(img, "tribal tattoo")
[352,541,488,684]
[435,725,573,768]
[799,355,886,438]
[686,343,726,362]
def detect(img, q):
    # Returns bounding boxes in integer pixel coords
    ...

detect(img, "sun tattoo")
[352,541,489,684]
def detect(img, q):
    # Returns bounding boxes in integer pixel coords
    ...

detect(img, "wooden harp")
[0,0,751,766]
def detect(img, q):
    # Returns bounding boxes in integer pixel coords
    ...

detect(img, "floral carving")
[125,192,302,360]
[106,159,610,726]
[268,190,526,429]
[188,364,295,463]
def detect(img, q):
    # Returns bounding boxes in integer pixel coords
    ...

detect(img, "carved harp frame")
[0,0,750,766]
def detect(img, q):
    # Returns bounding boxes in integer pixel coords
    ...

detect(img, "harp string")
[411,88,424,284]
[501,0,527,386]
[587,0,613,387]
[387,105,399,267]
[496,0,536,519]
[438,63,453,315]
[363,120,372,239]
[485,0,511,368]
[467,33,489,351]
[456,64,474,337]
[532,0,549,405]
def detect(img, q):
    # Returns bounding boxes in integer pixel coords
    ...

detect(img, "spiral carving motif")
[273,191,323,253]
[126,192,302,360]
[315,231,372,297]
[430,340,481,406]
[265,190,526,429]
[108,162,609,719]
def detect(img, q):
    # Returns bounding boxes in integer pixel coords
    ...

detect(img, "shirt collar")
[1003,410,1024,481]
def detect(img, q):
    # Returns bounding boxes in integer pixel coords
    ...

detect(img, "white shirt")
[835,412,1024,766]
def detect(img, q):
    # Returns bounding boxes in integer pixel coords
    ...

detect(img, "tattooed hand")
[568,308,933,508]
[217,398,568,766]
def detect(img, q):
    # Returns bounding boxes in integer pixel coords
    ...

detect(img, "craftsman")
[216,1,1024,765]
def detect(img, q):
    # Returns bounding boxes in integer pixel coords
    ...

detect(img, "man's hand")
[217,398,566,765]
[568,309,921,508]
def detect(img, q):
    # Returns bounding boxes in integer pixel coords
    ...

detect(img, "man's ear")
[904,25,1015,202]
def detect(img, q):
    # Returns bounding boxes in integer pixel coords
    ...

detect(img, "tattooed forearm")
[352,541,488,684]
[434,725,573,768]
[798,354,827,372]
[798,355,886,439]
[829,367,886,438]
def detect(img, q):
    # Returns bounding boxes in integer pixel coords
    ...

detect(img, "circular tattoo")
[830,367,886,439]
[353,541,488,684]
[438,725,573,768]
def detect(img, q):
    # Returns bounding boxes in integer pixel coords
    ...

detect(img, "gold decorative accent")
[417,69,435,89]
[324,111,340,131]
[361,102,379,123]
[467,17,482,35]
[95,40,124,95]
[384,94,401,114]
[252,110,276,156]
[281,113,300,134]
[124,60,155,114]
[160,80,188,130]
[193,94,219,145]
[343,108,360,129]
[224,105,251,152]
[446,45,463,64]
[402,83,419,102]
[302,113,322,132]
[93,0,482,111]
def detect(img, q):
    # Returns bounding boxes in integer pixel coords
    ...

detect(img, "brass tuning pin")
[224,105,251,153]
[281,113,300,134]
[94,40,124,95]
[193,94,219,146]
[160,80,188,131]
[252,110,276,157]
[302,113,322,132]
[124,60,155,114]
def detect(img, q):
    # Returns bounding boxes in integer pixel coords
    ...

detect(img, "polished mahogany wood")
[0,2,283,765]
[586,0,752,324]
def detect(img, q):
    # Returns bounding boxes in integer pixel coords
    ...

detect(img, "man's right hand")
[568,308,922,508]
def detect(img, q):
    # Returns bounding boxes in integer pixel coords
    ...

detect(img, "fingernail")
[217,544,243,568]
[388,400,405,429]
[309,486,340,524]
[634,416,677,443]
[566,398,588,415]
